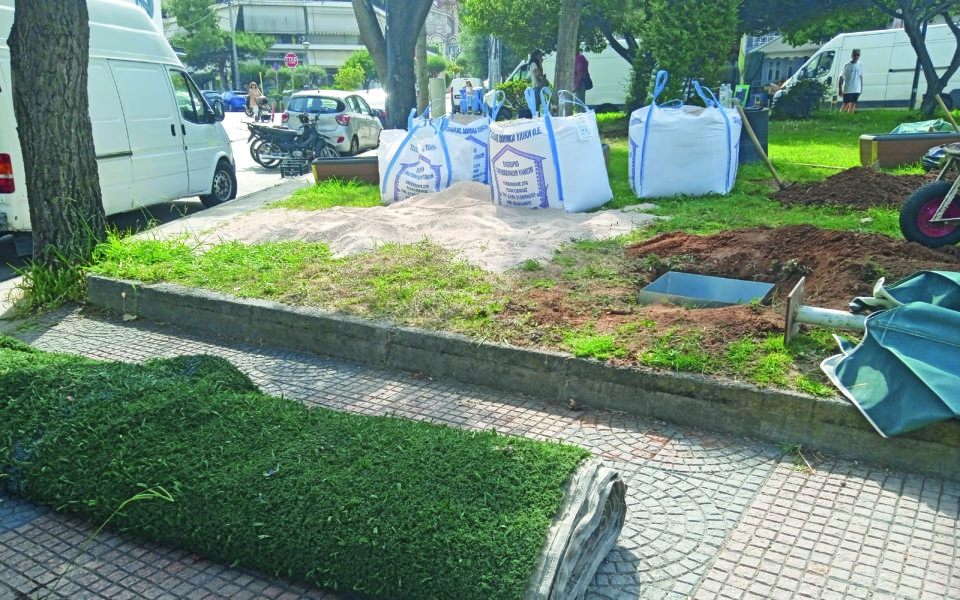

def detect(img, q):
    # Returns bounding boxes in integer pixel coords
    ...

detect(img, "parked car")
[202,90,223,109]
[281,89,382,155]
[357,87,386,125]
[450,77,483,114]
[221,90,248,112]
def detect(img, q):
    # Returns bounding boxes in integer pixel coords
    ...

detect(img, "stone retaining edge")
[87,275,960,480]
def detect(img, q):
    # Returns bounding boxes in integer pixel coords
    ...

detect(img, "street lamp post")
[227,0,239,89]
[303,40,310,88]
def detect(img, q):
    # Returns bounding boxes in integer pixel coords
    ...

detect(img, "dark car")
[221,90,248,112]
[202,90,223,109]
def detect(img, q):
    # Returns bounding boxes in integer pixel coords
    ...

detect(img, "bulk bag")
[488,88,612,212]
[443,102,495,184]
[377,110,473,204]
[629,71,742,198]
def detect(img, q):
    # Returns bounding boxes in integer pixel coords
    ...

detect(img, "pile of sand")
[207,181,659,272]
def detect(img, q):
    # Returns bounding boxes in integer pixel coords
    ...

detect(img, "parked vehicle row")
[280,89,382,155]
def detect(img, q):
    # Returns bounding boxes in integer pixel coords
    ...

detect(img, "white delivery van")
[776,24,960,109]
[485,43,632,118]
[0,0,236,253]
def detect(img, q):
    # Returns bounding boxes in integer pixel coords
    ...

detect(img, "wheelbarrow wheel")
[900,181,960,248]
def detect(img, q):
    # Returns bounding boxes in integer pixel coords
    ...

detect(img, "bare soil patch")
[498,168,960,361]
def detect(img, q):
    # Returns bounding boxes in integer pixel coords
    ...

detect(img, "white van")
[486,44,632,117]
[777,25,960,109]
[0,0,236,253]
[542,44,631,112]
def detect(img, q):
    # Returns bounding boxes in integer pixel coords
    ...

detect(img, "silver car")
[281,90,382,155]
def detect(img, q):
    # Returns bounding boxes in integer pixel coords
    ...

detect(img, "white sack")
[628,72,742,199]
[443,114,491,184]
[488,90,611,213]
[377,115,473,205]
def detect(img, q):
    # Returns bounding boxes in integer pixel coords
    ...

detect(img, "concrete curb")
[87,274,960,479]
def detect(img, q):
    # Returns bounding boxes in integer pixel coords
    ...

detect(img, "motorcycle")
[247,113,341,174]
[901,142,960,248]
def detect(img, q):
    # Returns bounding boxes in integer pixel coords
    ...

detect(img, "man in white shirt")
[838,49,863,113]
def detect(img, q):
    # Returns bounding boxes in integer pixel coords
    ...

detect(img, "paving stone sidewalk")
[1,307,958,600]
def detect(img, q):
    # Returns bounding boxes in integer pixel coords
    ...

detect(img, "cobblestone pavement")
[1,307,958,600]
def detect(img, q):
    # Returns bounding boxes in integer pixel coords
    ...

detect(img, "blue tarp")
[821,271,960,437]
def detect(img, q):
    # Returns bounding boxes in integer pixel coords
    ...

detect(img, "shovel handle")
[736,103,786,189]
[936,94,960,133]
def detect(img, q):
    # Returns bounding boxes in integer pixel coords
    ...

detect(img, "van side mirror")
[212,99,225,122]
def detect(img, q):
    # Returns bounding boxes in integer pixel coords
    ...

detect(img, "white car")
[281,90,382,155]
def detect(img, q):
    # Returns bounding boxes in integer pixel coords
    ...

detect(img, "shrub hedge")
[0,337,590,599]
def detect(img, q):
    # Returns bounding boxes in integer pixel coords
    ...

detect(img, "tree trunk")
[555,0,584,115]
[416,25,429,115]
[354,0,432,129]
[9,0,106,269]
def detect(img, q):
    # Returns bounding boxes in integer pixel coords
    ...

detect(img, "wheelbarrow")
[900,142,960,247]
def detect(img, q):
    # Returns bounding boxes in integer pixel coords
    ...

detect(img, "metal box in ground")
[638,272,775,308]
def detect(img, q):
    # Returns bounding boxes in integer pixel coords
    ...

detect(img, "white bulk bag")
[629,72,742,198]
[444,114,491,184]
[488,89,612,213]
[377,110,473,204]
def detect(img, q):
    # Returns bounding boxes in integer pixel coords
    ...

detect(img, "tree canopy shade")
[9,0,106,273]
[739,0,887,45]
[167,0,272,90]
[352,0,433,129]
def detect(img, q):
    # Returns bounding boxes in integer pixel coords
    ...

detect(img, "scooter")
[900,142,960,248]
[247,113,341,175]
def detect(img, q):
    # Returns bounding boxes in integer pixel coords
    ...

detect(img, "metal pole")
[910,21,927,111]
[227,0,239,89]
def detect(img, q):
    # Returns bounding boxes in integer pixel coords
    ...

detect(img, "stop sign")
[284,52,299,68]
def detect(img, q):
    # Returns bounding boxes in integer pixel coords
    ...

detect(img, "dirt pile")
[775,167,938,209]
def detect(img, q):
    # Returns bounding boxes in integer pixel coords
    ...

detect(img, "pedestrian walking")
[838,49,863,113]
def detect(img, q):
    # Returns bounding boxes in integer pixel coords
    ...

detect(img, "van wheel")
[199,160,237,208]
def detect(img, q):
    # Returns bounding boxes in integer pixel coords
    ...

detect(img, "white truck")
[486,43,632,118]
[777,24,960,109]
[0,0,236,254]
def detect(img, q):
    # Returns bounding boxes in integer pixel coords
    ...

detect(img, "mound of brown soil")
[624,225,960,309]
[775,167,938,209]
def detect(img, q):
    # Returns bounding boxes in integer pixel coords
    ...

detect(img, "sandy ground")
[202,181,659,272]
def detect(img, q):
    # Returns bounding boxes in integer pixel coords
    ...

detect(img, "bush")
[494,79,529,111]
[771,78,831,120]
[0,339,590,600]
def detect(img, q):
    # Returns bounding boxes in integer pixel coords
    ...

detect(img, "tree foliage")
[167,0,272,89]
[637,0,741,101]
[343,50,379,86]
[334,65,367,90]
[739,0,886,44]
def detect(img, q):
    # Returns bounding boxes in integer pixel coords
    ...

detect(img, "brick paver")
[1,306,958,599]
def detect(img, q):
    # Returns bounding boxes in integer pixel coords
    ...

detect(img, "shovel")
[736,103,790,190]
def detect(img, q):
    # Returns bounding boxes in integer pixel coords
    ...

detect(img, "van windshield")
[800,51,835,80]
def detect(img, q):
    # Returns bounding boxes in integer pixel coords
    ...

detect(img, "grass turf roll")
[0,337,590,599]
